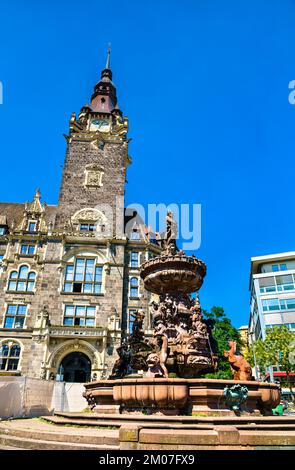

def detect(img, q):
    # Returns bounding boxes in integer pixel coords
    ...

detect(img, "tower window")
[27,221,37,232]
[8,265,36,292]
[79,223,96,232]
[130,277,139,298]
[0,254,4,264]
[63,258,103,294]
[130,229,140,240]
[130,252,139,268]
[4,304,27,329]
[0,342,21,371]
[0,225,7,236]
[63,305,95,327]
[20,244,36,255]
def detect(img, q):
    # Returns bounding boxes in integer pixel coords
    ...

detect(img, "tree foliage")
[247,326,295,395]
[202,306,243,379]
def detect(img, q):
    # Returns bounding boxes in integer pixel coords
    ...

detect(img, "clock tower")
[55,48,131,236]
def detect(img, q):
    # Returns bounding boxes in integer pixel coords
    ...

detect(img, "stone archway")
[47,339,103,380]
[60,351,91,383]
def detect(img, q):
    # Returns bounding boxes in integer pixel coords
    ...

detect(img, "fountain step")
[0,419,119,450]
[55,411,295,423]
[123,427,295,450]
[41,412,295,430]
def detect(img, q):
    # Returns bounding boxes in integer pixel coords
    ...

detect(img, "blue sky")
[0,1,294,327]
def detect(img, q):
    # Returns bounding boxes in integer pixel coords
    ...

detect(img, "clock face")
[90,119,110,132]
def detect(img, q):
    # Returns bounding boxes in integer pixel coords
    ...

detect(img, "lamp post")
[248,331,259,380]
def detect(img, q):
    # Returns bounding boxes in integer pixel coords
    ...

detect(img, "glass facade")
[262,297,295,311]
[272,263,287,272]
[259,274,295,293]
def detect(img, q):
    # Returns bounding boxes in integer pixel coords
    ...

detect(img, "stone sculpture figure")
[109,343,130,379]
[190,309,208,337]
[146,334,169,378]
[163,211,177,255]
[224,340,253,381]
[129,310,145,343]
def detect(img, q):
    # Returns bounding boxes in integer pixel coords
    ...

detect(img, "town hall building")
[0,51,161,382]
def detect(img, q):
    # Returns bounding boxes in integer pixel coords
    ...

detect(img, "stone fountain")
[83,213,280,416]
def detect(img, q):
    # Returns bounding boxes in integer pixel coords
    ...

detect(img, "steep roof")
[0,202,57,228]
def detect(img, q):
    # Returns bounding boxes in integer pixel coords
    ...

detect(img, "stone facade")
[0,56,161,381]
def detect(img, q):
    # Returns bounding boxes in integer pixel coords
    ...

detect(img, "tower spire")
[105,43,111,70]
[90,46,118,112]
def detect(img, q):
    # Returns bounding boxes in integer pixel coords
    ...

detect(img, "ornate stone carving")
[15,189,48,233]
[49,327,106,337]
[146,352,167,378]
[48,339,102,370]
[146,334,169,378]
[84,164,104,188]
[72,208,106,223]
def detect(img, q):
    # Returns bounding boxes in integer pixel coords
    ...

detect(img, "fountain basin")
[140,254,206,294]
[83,378,280,416]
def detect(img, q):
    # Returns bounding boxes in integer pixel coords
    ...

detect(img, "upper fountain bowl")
[140,253,207,295]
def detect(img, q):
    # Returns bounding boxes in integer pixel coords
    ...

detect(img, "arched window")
[0,342,21,371]
[8,265,36,292]
[63,257,103,294]
[130,277,139,298]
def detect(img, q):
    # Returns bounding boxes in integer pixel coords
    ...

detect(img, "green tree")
[202,306,243,379]
[247,326,295,400]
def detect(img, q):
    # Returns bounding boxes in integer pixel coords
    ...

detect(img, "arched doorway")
[60,352,91,383]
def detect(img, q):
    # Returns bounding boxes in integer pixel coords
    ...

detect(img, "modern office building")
[249,252,295,388]
[249,251,295,342]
